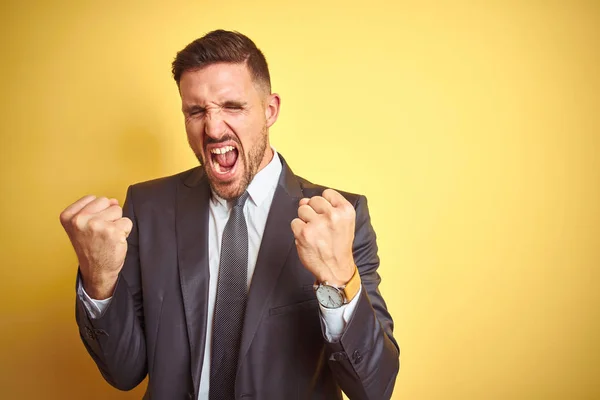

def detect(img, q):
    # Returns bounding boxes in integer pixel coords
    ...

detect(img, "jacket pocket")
[269,298,318,316]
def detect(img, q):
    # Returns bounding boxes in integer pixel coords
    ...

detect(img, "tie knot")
[233,191,250,208]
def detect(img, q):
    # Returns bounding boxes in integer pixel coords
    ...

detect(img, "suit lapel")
[238,158,303,371]
[176,167,211,397]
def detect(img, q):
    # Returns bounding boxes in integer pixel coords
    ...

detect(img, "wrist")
[320,262,356,286]
[81,271,119,300]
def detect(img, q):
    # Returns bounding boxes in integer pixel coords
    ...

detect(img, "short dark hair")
[171,29,271,92]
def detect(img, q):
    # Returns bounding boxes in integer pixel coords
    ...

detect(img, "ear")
[265,93,281,129]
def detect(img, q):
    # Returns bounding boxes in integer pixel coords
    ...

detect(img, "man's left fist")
[291,189,356,286]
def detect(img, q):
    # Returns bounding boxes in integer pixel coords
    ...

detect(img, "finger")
[108,198,119,206]
[81,197,113,215]
[60,195,97,222]
[290,217,306,239]
[114,217,133,242]
[298,204,318,223]
[322,189,349,208]
[95,205,123,222]
[114,217,133,234]
[299,198,310,206]
[307,196,332,214]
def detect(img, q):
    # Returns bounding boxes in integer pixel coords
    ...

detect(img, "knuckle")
[329,211,340,224]
[59,210,70,226]
[87,218,104,232]
[109,227,123,242]
[341,202,354,215]
[105,222,117,233]
[108,225,125,243]
[71,213,86,230]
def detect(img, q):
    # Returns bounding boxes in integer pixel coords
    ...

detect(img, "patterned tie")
[210,191,250,400]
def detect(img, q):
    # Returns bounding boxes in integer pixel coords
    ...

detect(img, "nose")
[204,107,227,139]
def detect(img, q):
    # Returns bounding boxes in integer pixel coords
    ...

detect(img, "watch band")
[341,266,361,302]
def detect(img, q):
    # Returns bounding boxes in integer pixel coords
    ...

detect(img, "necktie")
[210,191,250,400]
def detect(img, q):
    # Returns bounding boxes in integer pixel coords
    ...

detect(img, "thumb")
[114,217,133,242]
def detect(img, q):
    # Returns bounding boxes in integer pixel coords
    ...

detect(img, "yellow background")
[1,0,598,399]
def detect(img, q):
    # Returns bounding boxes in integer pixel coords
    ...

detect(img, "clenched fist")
[59,195,133,299]
[291,189,356,286]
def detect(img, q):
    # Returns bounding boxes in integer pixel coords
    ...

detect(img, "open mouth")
[209,144,239,178]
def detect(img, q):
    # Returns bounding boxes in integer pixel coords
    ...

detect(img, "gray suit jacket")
[75,155,400,399]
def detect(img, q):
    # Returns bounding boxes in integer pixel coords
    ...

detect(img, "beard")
[195,126,268,200]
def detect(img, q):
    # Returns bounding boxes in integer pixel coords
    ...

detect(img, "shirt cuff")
[77,279,113,319]
[318,284,362,342]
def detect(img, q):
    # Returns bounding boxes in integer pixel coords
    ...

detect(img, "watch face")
[315,285,344,309]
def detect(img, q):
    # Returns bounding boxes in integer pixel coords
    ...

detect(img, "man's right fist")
[59,195,133,299]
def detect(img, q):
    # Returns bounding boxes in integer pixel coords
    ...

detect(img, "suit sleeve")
[325,195,400,400]
[74,185,148,391]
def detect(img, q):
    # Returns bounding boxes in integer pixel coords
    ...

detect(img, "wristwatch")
[313,266,361,309]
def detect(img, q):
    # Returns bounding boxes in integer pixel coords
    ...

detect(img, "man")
[60,30,399,399]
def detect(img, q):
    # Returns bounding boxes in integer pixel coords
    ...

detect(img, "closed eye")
[222,101,246,111]
[184,105,206,117]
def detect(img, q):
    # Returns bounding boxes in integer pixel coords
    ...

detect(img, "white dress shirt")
[78,149,361,399]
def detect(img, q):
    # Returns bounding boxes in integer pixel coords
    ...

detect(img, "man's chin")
[199,157,249,200]
[207,174,246,200]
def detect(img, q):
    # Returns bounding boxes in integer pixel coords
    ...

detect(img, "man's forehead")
[179,63,257,102]
[181,63,253,88]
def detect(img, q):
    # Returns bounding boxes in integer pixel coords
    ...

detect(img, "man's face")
[179,62,279,200]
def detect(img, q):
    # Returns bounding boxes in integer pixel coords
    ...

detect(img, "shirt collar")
[210,147,282,208]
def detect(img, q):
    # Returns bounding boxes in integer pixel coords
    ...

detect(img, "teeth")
[210,145,234,155]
